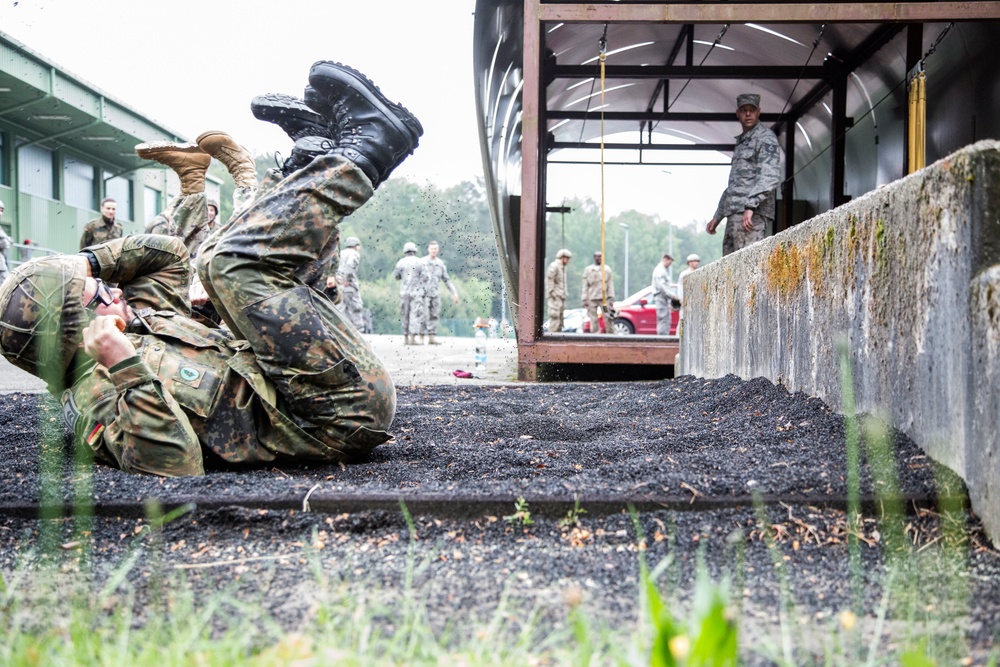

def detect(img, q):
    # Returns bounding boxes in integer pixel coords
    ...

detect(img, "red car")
[583,285,679,336]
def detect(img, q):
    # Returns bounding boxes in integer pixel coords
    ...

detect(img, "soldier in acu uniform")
[0,61,422,477]
[420,240,458,345]
[544,248,571,333]
[393,241,427,345]
[581,251,615,334]
[706,93,781,256]
[336,236,366,331]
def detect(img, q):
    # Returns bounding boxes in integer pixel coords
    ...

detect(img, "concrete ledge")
[680,140,1000,542]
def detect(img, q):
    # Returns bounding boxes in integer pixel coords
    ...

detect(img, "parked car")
[582,285,679,336]
[542,306,585,334]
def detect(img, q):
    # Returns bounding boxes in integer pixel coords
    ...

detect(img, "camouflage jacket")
[144,193,212,260]
[0,226,11,252]
[712,121,781,222]
[545,259,567,302]
[651,262,677,308]
[581,263,614,303]
[393,254,427,297]
[422,256,457,298]
[336,247,361,292]
[80,217,123,250]
[62,235,337,476]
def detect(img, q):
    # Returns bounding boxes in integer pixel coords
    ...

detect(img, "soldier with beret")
[707,93,781,256]
[0,61,422,476]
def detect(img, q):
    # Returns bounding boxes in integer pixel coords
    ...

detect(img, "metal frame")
[514,1,1000,381]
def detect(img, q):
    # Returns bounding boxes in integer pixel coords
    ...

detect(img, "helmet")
[403,242,418,254]
[0,255,88,388]
[556,248,572,259]
[686,254,701,263]
[344,236,361,248]
[207,199,219,214]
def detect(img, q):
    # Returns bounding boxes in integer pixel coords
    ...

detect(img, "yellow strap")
[599,49,608,309]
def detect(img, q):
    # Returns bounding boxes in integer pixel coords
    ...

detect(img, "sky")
[1,0,728,224]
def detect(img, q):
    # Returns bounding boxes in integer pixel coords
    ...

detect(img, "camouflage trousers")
[0,251,8,282]
[584,299,613,334]
[196,155,396,461]
[145,193,211,259]
[722,213,770,256]
[400,294,425,335]
[422,294,442,335]
[546,299,565,333]
[656,305,673,336]
[337,286,365,331]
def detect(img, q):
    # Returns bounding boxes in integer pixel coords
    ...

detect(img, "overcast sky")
[2,0,728,224]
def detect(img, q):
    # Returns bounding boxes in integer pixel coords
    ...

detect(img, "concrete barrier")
[680,140,1000,542]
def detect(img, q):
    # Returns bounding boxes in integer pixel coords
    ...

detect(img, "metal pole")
[619,222,629,297]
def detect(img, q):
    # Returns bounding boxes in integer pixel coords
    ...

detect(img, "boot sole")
[251,93,322,124]
[308,61,424,144]
[136,141,205,157]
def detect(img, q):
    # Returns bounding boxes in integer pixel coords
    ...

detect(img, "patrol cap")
[736,93,760,109]
[556,248,572,259]
[403,241,418,254]
[344,236,361,248]
[686,254,701,263]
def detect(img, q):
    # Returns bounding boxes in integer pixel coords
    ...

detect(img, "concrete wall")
[680,140,1000,541]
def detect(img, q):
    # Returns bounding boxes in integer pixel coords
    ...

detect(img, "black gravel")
[1,375,998,663]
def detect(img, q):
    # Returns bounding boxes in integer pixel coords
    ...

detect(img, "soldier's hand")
[706,218,719,235]
[741,209,755,232]
[83,315,136,368]
[189,280,210,307]
[326,276,338,289]
[451,293,459,305]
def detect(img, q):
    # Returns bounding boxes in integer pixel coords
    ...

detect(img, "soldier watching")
[80,197,122,250]
[393,241,427,345]
[421,240,458,345]
[544,248,572,333]
[706,93,781,256]
[581,251,615,335]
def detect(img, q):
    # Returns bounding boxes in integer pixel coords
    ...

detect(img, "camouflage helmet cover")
[403,241,418,254]
[0,255,88,386]
[344,236,361,248]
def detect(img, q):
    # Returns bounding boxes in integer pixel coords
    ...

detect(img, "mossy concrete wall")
[680,140,1000,542]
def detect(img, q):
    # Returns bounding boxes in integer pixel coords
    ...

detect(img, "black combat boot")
[306,61,423,188]
[251,93,333,141]
[279,136,334,177]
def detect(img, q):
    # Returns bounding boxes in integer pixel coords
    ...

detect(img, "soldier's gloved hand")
[83,315,136,368]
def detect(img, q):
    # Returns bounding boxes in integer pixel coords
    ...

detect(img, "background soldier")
[393,241,427,345]
[421,240,458,345]
[706,93,781,256]
[545,248,572,332]
[80,197,122,249]
[0,199,10,282]
[337,236,366,331]
[581,251,615,334]
[651,252,678,335]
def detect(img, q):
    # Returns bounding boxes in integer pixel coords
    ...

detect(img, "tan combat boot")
[404,334,414,345]
[135,142,211,195]
[196,131,258,190]
[428,334,440,345]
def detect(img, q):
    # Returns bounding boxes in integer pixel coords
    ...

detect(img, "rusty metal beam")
[550,110,786,122]
[536,3,1000,23]
[551,141,736,151]
[519,338,681,365]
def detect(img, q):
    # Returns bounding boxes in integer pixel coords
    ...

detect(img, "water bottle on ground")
[474,317,488,371]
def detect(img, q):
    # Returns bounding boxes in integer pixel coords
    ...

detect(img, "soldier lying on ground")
[0,61,422,477]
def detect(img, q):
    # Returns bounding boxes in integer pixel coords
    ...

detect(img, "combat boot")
[404,334,414,346]
[196,131,258,190]
[306,61,423,188]
[135,142,211,195]
[251,93,334,141]
[428,334,441,345]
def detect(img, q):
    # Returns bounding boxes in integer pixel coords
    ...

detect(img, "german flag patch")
[86,423,105,447]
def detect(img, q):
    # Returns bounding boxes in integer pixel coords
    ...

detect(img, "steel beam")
[536,3,1000,23]
[551,141,735,151]
[554,65,829,80]
[549,111,786,122]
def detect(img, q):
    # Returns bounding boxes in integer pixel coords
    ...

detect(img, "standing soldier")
[393,241,427,345]
[80,197,123,249]
[545,248,572,332]
[421,240,459,345]
[0,199,10,282]
[651,253,678,335]
[581,251,615,334]
[337,236,366,331]
[706,93,781,256]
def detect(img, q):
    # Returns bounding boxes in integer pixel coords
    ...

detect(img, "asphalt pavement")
[0,333,519,394]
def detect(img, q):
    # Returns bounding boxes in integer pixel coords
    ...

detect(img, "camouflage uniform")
[23,155,393,477]
[0,225,10,282]
[144,193,213,260]
[581,262,614,334]
[393,253,427,336]
[80,217,123,250]
[713,121,781,256]
[544,258,567,333]
[651,261,677,336]
[421,255,457,336]
[336,245,365,330]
